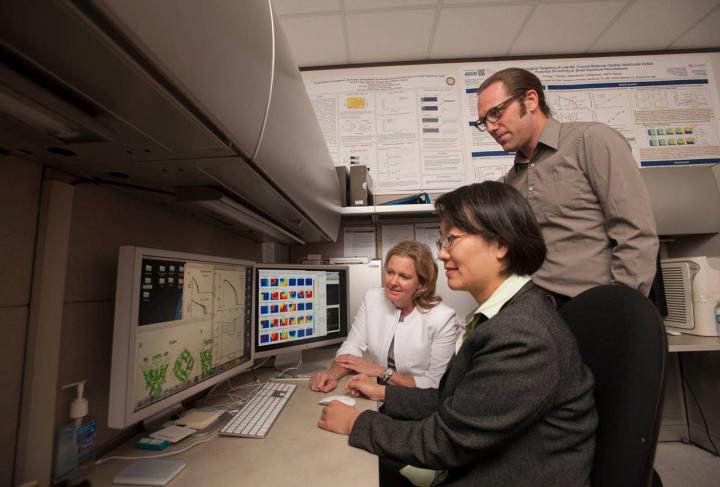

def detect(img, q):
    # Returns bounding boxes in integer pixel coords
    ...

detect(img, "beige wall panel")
[64,184,260,303]
[0,159,42,307]
[0,307,28,485]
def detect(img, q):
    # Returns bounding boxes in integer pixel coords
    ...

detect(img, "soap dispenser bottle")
[54,381,88,479]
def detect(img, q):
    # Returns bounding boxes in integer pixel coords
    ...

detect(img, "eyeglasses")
[435,233,469,252]
[474,93,523,132]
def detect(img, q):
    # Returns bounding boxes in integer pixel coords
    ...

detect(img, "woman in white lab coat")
[310,240,459,392]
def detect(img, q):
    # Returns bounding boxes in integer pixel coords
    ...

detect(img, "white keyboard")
[219,382,296,438]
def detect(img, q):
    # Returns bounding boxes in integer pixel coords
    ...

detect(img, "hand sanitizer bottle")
[55,421,78,478]
[54,381,88,480]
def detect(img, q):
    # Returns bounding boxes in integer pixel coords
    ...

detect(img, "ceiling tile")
[272,0,340,15]
[431,5,533,59]
[346,9,436,63]
[533,0,620,2]
[443,0,534,4]
[279,15,347,67]
[670,6,720,49]
[592,0,720,52]
[346,0,439,9]
[512,1,626,55]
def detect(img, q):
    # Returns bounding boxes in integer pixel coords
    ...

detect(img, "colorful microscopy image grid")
[258,275,316,345]
[647,126,695,146]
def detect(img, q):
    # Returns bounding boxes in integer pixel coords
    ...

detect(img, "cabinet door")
[254,9,341,241]
[97,0,274,161]
[0,0,235,165]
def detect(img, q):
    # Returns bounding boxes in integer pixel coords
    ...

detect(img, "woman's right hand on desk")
[310,371,338,392]
[346,374,386,401]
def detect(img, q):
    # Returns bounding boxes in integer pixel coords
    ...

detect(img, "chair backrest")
[560,285,667,487]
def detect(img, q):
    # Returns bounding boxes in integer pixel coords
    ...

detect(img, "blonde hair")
[384,240,441,310]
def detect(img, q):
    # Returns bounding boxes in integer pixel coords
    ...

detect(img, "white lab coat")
[336,288,459,388]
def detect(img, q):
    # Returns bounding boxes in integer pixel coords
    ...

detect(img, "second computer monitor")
[253,264,349,370]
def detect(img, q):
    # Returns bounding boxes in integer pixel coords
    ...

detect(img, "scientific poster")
[304,53,720,195]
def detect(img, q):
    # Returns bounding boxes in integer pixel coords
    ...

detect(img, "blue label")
[76,420,97,452]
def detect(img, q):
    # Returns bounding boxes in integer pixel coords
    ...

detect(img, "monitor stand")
[273,350,326,378]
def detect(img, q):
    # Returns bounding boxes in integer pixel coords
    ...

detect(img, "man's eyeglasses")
[435,233,469,252]
[474,93,523,132]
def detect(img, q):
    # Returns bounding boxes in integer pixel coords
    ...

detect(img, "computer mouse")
[318,395,357,407]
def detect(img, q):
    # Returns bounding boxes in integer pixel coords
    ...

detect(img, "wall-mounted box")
[336,166,350,207]
[350,165,374,206]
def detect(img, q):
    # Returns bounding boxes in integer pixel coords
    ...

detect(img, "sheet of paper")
[380,224,415,261]
[343,226,377,259]
[414,223,441,260]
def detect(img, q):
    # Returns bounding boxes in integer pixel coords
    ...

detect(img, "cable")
[202,380,226,401]
[270,376,311,381]
[95,431,219,465]
[678,355,720,456]
[228,380,263,394]
[97,381,270,465]
[251,357,271,371]
[274,358,305,379]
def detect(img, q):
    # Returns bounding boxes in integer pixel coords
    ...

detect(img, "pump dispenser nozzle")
[62,381,88,427]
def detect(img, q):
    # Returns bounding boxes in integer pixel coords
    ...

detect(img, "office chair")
[560,284,667,487]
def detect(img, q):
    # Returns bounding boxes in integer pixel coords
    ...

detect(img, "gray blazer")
[349,282,597,486]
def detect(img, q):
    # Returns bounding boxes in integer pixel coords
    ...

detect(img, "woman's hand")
[317,401,360,435]
[346,374,386,401]
[309,371,338,392]
[335,354,385,378]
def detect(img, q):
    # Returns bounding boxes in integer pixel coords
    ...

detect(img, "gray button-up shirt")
[504,118,658,298]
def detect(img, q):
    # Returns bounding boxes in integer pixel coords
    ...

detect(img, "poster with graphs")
[303,52,720,195]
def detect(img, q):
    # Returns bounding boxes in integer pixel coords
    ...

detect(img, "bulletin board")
[303,52,720,195]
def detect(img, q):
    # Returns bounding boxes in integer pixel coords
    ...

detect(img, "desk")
[88,348,378,486]
[667,334,720,353]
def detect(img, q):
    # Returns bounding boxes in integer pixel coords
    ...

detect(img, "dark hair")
[384,240,441,309]
[478,68,551,117]
[435,181,546,276]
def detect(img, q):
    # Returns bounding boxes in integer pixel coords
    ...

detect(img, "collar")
[465,274,532,323]
[513,117,560,165]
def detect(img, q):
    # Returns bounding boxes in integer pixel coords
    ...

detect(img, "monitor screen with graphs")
[253,264,349,363]
[108,246,254,429]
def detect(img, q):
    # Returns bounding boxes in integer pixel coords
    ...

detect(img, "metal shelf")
[340,204,435,216]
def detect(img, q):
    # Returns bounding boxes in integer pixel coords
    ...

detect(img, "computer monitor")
[253,264,349,374]
[108,246,254,429]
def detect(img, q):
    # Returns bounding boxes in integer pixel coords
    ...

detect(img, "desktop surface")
[667,334,720,353]
[88,347,378,487]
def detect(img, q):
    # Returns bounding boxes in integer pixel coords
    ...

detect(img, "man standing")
[475,68,658,306]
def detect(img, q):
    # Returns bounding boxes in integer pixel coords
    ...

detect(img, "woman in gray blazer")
[318,181,597,487]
